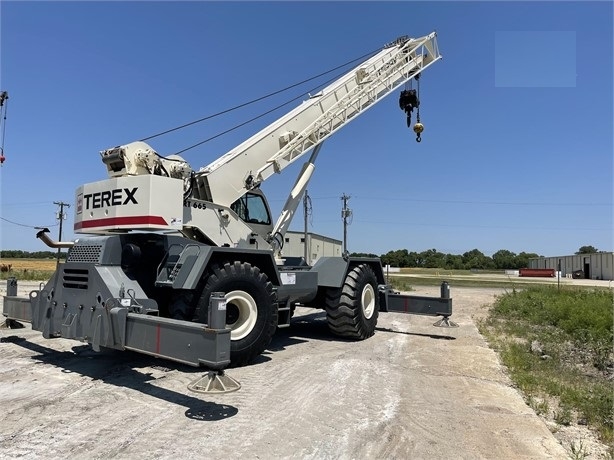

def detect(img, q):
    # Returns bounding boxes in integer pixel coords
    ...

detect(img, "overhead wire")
[139,47,381,143]
[0,216,59,229]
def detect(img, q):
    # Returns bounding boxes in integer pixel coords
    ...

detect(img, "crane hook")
[413,122,424,143]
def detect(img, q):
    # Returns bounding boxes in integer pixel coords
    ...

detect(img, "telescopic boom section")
[192,32,441,206]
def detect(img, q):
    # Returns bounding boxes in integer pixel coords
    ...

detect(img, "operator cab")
[230,189,274,236]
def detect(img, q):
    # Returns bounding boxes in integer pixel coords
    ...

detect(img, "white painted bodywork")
[196,32,441,206]
[74,175,184,233]
[84,33,441,247]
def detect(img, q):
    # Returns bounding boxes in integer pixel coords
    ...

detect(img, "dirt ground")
[0,283,609,459]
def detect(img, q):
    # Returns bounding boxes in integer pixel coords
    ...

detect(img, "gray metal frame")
[2,246,455,370]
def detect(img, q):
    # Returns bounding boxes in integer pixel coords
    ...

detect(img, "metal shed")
[529,252,614,281]
[282,231,342,265]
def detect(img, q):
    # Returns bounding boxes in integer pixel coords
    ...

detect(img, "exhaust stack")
[36,228,74,249]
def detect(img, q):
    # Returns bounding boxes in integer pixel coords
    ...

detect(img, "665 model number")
[183,200,207,209]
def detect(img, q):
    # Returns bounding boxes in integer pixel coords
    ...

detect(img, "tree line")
[352,245,604,270]
[351,249,539,270]
[2,246,603,270]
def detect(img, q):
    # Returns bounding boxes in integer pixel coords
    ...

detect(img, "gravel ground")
[0,282,609,459]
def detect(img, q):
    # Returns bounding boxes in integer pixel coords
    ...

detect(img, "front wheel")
[325,264,379,339]
[196,261,278,367]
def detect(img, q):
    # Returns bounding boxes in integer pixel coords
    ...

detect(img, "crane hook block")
[399,89,420,126]
[413,122,424,142]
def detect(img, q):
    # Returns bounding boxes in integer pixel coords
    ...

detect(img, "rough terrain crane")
[3,32,455,385]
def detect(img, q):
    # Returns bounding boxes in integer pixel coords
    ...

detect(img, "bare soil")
[0,283,608,459]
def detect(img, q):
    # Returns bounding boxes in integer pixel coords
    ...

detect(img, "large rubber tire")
[325,264,379,339]
[196,261,278,367]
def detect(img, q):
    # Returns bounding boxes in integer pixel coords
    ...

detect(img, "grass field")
[0,258,58,280]
[479,286,614,448]
[0,258,58,271]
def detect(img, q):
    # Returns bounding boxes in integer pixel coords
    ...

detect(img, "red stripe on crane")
[74,215,168,230]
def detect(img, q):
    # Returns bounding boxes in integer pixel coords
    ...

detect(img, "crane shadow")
[0,335,238,421]
[268,312,341,347]
[375,326,456,340]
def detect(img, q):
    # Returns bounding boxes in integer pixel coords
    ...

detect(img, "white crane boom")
[192,32,441,206]
[84,33,440,250]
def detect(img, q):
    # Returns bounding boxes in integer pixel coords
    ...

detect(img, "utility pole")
[303,190,310,264]
[341,193,352,257]
[54,201,70,264]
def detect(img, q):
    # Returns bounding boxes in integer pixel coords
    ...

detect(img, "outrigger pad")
[432,316,459,328]
[1,319,25,329]
[188,370,241,394]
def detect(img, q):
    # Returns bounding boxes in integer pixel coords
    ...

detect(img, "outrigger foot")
[188,370,241,394]
[433,316,459,328]
[1,319,25,329]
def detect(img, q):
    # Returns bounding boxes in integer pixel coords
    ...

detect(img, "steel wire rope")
[0,92,8,163]
[0,93,8,151]
[171,66,363,156]
[139,48,380,143]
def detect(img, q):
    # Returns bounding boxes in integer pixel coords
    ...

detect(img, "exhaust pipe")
[36,228,74,249]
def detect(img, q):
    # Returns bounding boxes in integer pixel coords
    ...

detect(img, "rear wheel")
[325,264,379,339]
[196,261,278,367]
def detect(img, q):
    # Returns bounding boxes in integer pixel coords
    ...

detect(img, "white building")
[282,231,342,265]
[529,252,614,280]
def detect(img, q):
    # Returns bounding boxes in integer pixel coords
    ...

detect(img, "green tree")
[350,252,378,258]
[462,249,493,270]
[576,245,598,254]
[381,249,410,267]
[514,252,540,269]
[407,251,422,267]
[444,254,464,270]
[420,248,446,268]
[492,249,517,269]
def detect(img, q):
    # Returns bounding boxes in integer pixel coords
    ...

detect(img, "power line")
[2,201,55,207]
[0,216,58,228]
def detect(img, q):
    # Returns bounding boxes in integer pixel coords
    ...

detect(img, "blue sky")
[1,1,612,257]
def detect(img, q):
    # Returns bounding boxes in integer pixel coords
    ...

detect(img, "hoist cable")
[140,48,381,142]
[0,94,8,154]
[171,67,356,156]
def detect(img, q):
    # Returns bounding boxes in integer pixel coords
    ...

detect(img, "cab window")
[231,193,271,225]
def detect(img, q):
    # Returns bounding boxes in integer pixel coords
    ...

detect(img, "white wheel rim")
[361,283,375,320]
[225,290,258,340]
